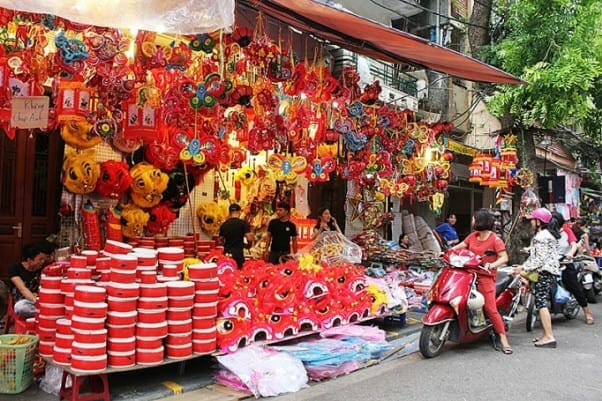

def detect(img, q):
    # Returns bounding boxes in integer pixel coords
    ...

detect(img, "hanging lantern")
[488,158,502,188]
[501,147,518,165]
[123,96,161,144]
[468,161,482,183]
[56,78,95,122]
[475,153,492,185]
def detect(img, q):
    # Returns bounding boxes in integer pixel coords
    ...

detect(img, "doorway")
[0,129,62,282]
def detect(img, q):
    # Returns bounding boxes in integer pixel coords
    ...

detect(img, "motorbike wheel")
[564,299,580,320]
[419,323,449,358]
[526,293,537,332]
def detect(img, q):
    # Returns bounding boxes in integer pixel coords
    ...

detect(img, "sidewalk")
[5,312,423,401]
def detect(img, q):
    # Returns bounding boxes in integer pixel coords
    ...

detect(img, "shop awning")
[242,0,524,85]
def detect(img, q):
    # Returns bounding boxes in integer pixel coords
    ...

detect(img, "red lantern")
[123,96,162,144]
[468,161,482,183]
[488,159,502,188]
[56,78,95,122]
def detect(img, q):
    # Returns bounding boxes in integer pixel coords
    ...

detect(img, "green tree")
[475,0,602,262]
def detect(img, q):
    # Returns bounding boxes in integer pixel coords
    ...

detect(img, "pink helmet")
[526,208,552,224]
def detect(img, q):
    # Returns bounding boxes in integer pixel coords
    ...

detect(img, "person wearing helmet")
[521,207,562,348]
[449,209,512,354]
[553,212,594,325]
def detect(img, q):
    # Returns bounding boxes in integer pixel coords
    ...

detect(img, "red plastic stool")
[59,371,110,401]
[3,294,28,334]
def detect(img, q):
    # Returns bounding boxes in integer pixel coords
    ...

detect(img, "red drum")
[166,332,192,346]
[167,319,193,334]
[38,288,64,304]
[70,354,107,373]
[81,250,98,266]
[107,350,136,368]
[192,317,215,330]
[136,346,164,365]
[72,328,107,344]
[104,239,133,255]
[38,340,55,357]
[192,339,216,355]
[193,278,219,292]
[107,323,135,339]
[110,269,137,284]
[69,255,88,268]
[138,296,168,310]
[136,321,168,339]
[40,275,63,290]
[137,309,167,324]
[107,336,136,353]
[73,301,108,319]
[38,303,66,317]
[54,333,73,349]
[106,282,140,298]
[52,346,72,366]
[166,308,192,321]
[56,318,72,335]
[107,297,138,312]
[71,341,107,357]
[74,285,106,303]
[187,263,218,280]
[166,343,192,359]
[110,253,138,270]
[139,283,167,298]
[136,337,163,350]
[71,315,106,331]
[166,281,195,297]
[192,327,217,341]
[106,310,137,326]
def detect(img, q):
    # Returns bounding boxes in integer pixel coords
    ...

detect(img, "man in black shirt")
[264,201,298,264]
[218,203,254,269]
[8,242,50,318]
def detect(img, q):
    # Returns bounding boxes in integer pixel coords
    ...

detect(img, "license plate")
[583,274,594,284]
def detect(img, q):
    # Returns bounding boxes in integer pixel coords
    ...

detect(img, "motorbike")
[573,255,602,303]
[524,264,580,332]
[419,250,523,358]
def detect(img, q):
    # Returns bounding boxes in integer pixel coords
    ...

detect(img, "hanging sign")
[10,96,49,128]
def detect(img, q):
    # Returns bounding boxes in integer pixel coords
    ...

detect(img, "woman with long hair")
[450,208,512,354]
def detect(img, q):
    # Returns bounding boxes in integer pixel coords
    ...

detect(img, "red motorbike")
[419,250,523,358]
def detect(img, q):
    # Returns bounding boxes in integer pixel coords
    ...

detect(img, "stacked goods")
[350,230,389,260]
[70,285,108,373]
[135,282,167,366]
[165,281,194,359]
[401,213,441,253]
[106,281,139,368]
[402,213,423,251]
[414,216,442,253]
[187,262,219,354]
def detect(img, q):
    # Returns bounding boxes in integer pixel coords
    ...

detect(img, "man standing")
[264,201,298,264]
[218,203,255,269]
[8,242,51,318]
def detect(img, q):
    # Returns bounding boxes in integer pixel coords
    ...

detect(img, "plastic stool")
[3,294,28,334]
[59,371,110,401]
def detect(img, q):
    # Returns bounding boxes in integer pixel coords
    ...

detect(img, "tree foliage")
[486,0,602,131]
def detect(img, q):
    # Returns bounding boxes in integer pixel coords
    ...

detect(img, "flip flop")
[534,340,557,348]
[502,347,513,355]
[532,337,542,342]
[586,317,594,325]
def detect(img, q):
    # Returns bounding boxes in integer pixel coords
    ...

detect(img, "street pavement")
[269,303,602,401]
[8,301,602,401]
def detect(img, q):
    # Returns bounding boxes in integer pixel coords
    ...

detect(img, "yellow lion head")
[196,202,228,236]
[120,203,150,238]
[61,149,100,194]
[129,162,169,208]
[60,120,102,149]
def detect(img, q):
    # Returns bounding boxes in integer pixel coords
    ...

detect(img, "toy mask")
[62,149,100,194]
[146,204,177,234]
[196,202,227,237]
[60,120,102,149]
[95,160,132,199]
[129,162,169,208]
[120,203,150,238]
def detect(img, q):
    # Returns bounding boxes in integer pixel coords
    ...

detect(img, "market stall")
[0,1,524,397]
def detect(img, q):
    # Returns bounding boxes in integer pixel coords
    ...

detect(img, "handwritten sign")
[11,96,49,129]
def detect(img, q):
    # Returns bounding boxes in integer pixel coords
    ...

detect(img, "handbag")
[554,283,571,304]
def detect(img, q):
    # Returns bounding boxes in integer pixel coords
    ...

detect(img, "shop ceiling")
[240,0,523,85]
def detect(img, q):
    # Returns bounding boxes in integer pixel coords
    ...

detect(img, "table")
[43,352,212,401]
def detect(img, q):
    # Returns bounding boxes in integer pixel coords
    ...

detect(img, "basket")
[0,334,39,394]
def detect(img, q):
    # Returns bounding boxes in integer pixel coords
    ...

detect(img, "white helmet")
[467,288,485,310]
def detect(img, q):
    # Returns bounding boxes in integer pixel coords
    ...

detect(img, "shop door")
[0,130,61,282]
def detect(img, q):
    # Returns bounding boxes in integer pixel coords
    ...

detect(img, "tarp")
[0,0,235,34]
[243,0,523,85]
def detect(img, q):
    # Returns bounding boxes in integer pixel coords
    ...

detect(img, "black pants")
[562,264,588,307]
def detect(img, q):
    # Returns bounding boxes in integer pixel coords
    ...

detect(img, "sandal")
[586,317,594,325]
[502,347,513,355]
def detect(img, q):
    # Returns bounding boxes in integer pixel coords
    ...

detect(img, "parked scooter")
[419,250,523,358]
[524,266,580,332]
[573,255,602,303]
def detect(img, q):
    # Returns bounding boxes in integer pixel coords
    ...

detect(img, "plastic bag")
[39,365,69,395]
[300,231,363,264]
[554,283,571,304]
[216,344,308,397]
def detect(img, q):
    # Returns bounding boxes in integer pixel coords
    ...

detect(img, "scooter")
[573,255,602,303]
[419,250,523,358]
[524,266,580,332]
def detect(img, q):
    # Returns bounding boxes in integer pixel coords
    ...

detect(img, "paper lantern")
[468,161,482,183]
[123,97,161,144]
[501,147,518,165]
[57,79,95,121]
[488,159,502,188]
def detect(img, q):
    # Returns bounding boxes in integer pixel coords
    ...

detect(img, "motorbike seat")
[495,270,513,296]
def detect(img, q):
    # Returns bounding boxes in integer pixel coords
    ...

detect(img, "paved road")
[269,303,602,401]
